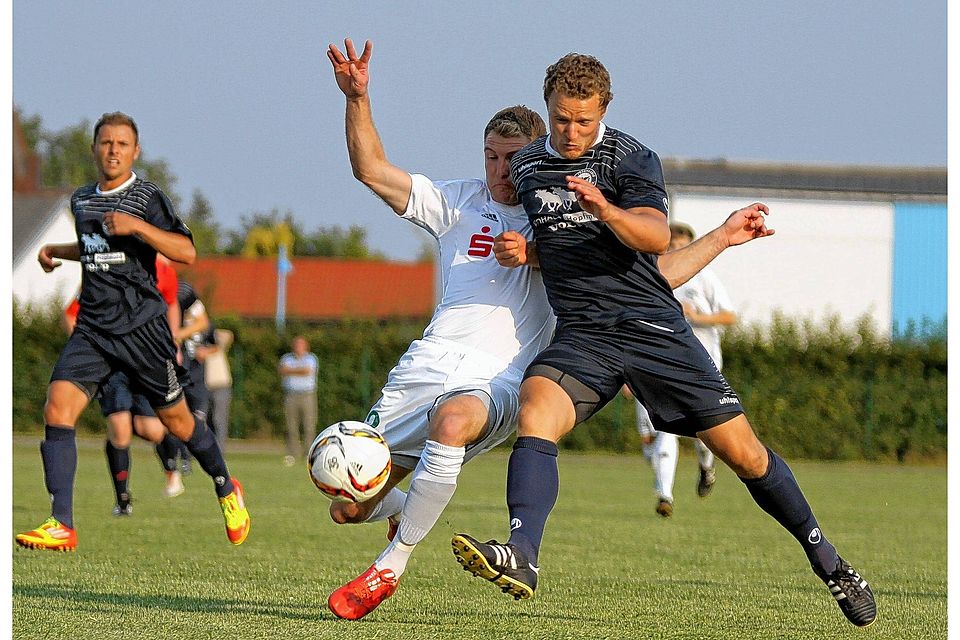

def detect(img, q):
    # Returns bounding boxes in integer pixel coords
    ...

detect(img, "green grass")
[12,438,946,639]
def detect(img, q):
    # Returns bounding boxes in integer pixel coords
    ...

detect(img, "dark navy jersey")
[71,175,193,334]
[511,124,681,327]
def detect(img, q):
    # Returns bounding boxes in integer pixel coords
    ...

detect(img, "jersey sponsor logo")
[481,212,498,222]
[467,226,496,257]
[574,168,598,184]
[534,188,578,213]
[515,159,542,174]
[80,232,111,254]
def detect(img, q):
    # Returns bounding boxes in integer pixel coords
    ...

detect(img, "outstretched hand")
[327,38,372,99]
[722,202,775,247]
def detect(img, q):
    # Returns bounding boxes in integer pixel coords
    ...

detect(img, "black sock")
[741,447,839,576]
[155,435,180,472]
[41,425,77,529]
[506,436,559,564]
[183,415,233,498]
[104,440,131,504]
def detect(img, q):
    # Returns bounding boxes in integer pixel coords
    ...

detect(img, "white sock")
[650,432,678,502]
[363,487,407,523]
[375,440,464,577]
[694,438,715,470]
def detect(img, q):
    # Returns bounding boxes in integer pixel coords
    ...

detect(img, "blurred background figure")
[197,328,234,450]
[633,221,737,517]
[278,335,319,466]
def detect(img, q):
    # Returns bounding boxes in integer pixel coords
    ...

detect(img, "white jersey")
[365,175,555,466]
[403,174,556,373]
[673,268,734,369]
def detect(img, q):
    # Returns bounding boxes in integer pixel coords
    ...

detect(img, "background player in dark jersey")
[64,289,188,511]
[452,55,875,628]
[16,112,250,551]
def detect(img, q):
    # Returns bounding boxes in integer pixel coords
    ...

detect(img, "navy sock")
[104,441,131,504]
[741,447,839,576]
[155,435,180,472]
[41,425,77,529]
[506,436,559,564]
[183,415,233,498]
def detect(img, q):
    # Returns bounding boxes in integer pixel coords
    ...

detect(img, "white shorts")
[363,337,522,469]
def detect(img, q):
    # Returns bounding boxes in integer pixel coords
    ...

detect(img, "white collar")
[546,122,607,158]
[96,171,137,195]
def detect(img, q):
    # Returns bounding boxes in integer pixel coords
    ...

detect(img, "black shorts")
[526,317,743,437]
[51,314,186,410]
[97,371,157,418]
[183,379,210,419]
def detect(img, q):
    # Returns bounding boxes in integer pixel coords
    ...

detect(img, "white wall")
[671,194,894,332]
[13,209,82,308]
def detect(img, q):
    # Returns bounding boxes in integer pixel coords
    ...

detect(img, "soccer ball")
[307,421,392,503]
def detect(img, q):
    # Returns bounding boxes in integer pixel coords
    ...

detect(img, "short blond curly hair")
[543,53,613,107]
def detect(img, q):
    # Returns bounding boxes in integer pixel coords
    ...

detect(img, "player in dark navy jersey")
[452,55,876,628]
[16,112,250,551]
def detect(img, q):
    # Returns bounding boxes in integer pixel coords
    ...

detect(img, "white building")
[12,192,80,309]
[663,159,946,335]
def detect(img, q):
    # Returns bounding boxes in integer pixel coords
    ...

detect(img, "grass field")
[12,437,946,639]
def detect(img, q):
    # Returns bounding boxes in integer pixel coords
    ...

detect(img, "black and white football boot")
[451,533,538,600]
[817,556,877,627]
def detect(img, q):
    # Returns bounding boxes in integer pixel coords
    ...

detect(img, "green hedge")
[13,304,945,462]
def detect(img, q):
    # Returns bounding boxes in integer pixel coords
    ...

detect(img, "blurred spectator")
[278,336,319,466]
[198,328,235,449]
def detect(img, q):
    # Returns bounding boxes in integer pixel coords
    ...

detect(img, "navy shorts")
[526,317,743,437]
[97,371,157,418]
[51,314,186,410]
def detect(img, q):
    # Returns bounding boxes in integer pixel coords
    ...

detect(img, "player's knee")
[428,412,478,447]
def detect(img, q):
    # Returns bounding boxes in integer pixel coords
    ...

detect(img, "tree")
[184,189,222,256]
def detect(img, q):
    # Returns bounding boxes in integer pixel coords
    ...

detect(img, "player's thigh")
[154,397,195,439]
[697,414,767,478]
[44,380,93,426]
[516,375,577,441]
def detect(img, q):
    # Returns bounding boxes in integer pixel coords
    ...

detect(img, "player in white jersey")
[323,38,555,620]
[632,222,737,517]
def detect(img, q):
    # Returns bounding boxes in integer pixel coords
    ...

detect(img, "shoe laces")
[362,568,397,594]
[827,562,869,602]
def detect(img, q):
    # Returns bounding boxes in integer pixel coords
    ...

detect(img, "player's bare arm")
[566,175,670,254]
[328,38,412,214]
[682,302,737,327]
[38,242,81,272]
[493,231,540,268]
[658,203,773,289]
[103,211,196,265]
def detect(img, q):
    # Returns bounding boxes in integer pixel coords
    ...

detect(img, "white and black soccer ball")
[307,421,392,503]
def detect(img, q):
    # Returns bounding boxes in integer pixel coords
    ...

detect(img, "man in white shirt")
[324,38,555,620]
[634,222,737,517]
[278,336,319,466]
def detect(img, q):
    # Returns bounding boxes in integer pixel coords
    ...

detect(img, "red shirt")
[65,257,179,322]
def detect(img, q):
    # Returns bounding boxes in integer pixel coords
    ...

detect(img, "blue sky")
[12,1,947,260]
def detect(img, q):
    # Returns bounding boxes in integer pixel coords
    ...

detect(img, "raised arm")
[658,203,774,289]
[328,38,412,214]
